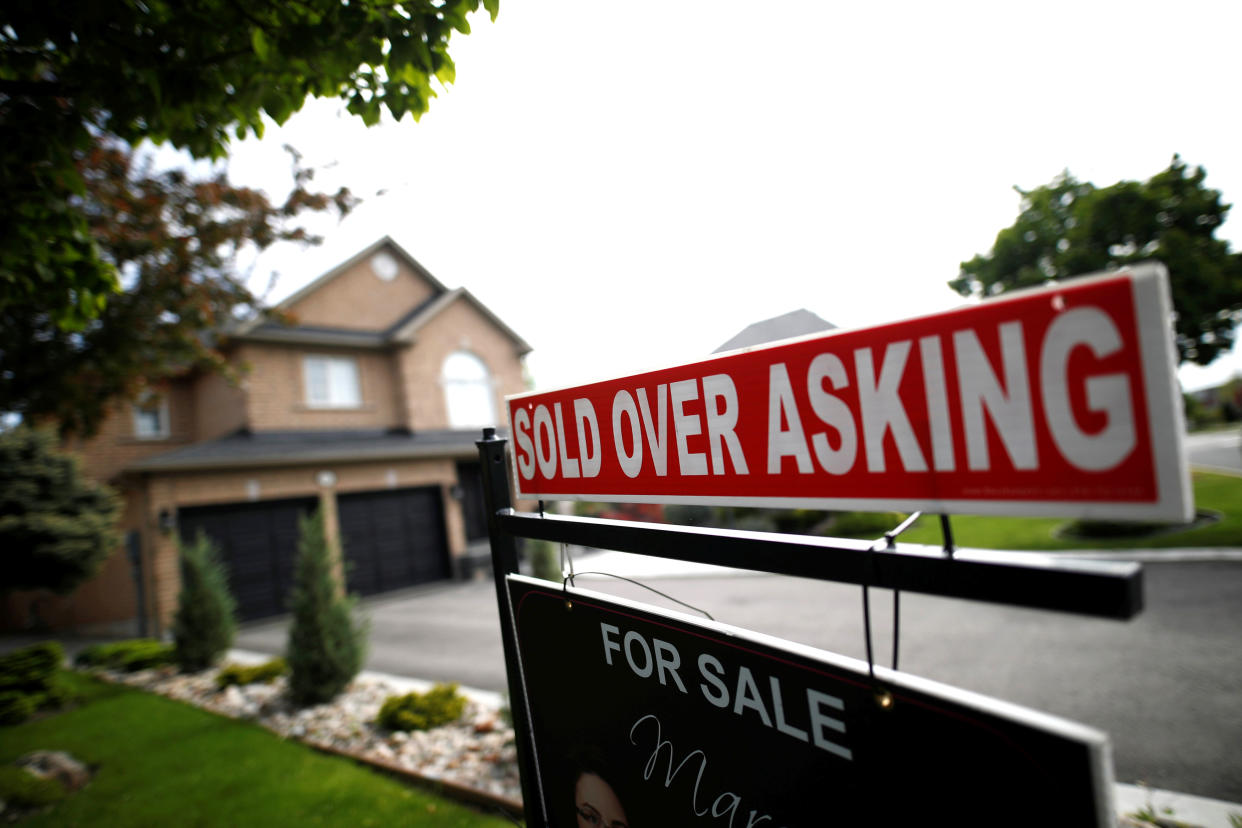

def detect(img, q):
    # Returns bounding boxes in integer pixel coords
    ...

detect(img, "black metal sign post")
[477,429,547,826]
[478,430,1142,825]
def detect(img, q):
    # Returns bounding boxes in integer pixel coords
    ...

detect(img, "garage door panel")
[178,497,316,621]
[338,487,449,597]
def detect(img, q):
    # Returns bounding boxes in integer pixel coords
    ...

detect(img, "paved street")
[1186,427,1242,474]
[236,554,1242,805]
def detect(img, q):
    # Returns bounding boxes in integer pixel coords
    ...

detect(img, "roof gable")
[227,238,531,354]
[714,308,836,353]
[392,287,533,355]
[275,237,447,332]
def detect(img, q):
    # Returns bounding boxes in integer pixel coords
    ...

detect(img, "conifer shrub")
[285,510,367,706]
[0,426,120,595]
[216,658,287,689]
[172,531,237,672]
[377,683,467,732]
[525,538,561,583]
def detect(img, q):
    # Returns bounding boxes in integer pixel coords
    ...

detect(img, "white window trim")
[131,394,170,440]
[303,355,363,409]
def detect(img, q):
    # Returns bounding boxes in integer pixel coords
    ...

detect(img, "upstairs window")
[132,393,169,439]
[304,356,361,408]
[443,351,495,428]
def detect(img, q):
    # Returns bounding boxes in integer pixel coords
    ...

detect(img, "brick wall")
[397,297,528,431]
[239,343,402,431]
[193,366,247,440]
[1,481,148,636]
[70,379,198,484]
[286,254,437,331]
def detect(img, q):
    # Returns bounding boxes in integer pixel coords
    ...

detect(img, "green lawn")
[1,672,516,827]
[851,471,1242,551]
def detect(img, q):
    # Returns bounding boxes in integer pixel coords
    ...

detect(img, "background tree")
[1,0,497,330]
[0,426,120,594]
[0,137,356,437]
[286,510,366,706]
[951,156,1242,365]
[172,532,238,673]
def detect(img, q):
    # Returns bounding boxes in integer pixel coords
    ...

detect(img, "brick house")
[3,237,530,635]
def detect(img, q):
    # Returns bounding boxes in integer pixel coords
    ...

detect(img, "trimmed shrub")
[0,690,37,725]
[285,510,367,706]
[378,683,467,732]
[216,658,287,689]
[662,505,826,536]
[28,672,74,711]
[0,765,67,808]
[826,511,909,538]
[0,641,64,694]
[0,642,75,723]
[1057,514,1215,540]
[75,639,174,672]
[172,531,237,672]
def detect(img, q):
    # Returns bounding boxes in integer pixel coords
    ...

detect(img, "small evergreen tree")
[172,532,237,672]
[525,538,562,583]
[0,426,120,595]
[285,510,366,706]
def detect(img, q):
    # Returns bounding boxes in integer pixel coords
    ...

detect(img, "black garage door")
[178,497,317,621]
[455,461,488,542]
[337,487,450,597]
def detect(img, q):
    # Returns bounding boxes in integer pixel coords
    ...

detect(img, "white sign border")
[509,264,1193,522]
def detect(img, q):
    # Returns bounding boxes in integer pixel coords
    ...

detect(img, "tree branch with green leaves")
[952,156,1242,366]
[0,0,498,331]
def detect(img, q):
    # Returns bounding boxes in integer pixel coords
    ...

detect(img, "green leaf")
[251,28,271,62]
[389,35,417,71]
[435,56,456,85]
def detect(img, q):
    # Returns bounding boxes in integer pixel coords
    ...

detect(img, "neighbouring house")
[713,308,836,353]
[3,237,531,635]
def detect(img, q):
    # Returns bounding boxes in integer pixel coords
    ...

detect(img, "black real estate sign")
[507,575,1114,827]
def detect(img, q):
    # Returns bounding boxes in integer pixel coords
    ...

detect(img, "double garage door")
[178,487,450,621]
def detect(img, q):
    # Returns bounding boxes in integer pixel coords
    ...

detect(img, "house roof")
[264,235,449,321]
[713,308,837,353]
[227,237,531,354]
[392,287,533,354]
[127,428,499,473]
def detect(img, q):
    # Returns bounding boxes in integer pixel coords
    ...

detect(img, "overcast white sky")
[219,0,1242,394]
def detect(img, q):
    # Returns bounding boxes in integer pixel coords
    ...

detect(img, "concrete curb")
[1114,783,1242,828]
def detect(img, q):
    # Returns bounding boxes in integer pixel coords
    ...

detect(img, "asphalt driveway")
[235,577,508,692]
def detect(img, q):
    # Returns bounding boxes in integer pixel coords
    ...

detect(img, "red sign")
[508,264,1191,520]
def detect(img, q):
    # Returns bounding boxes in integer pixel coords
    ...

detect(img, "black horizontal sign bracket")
[497,509,1143,621]
[475,430,1142,825]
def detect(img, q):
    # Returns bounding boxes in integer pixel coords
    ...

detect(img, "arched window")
[443,351,496,428]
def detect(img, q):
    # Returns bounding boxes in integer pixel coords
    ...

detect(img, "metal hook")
[861,511,924,708]
[940,513,956,557]
[560,541,575,609]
